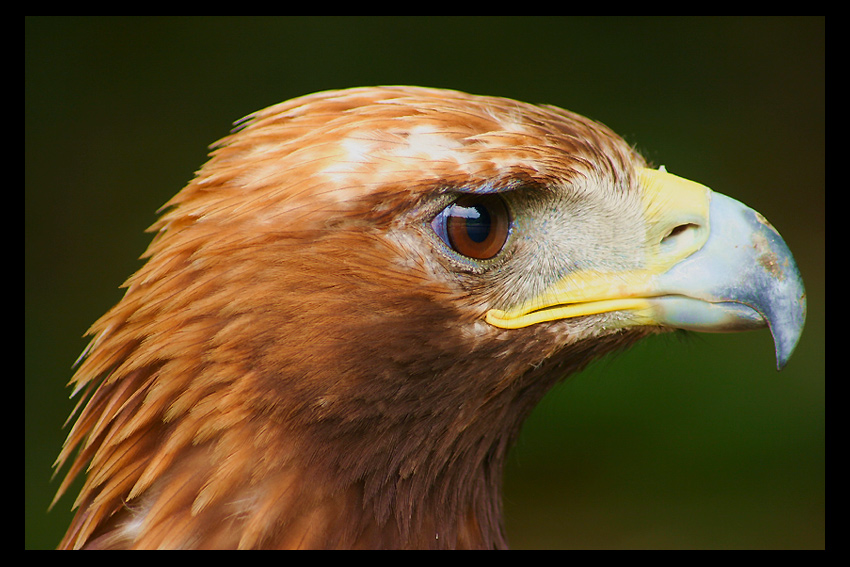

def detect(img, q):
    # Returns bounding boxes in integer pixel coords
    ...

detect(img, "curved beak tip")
[769,288,807,371]
[732,196,807,370]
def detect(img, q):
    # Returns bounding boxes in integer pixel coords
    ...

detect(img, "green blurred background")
[25,17,824,549]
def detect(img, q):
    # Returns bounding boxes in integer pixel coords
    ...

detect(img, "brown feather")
[54,86,652,549]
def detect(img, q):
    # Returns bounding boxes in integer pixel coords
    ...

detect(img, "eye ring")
[431,194,511,260]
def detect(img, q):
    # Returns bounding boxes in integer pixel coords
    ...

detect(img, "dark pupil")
[462,204,490,243]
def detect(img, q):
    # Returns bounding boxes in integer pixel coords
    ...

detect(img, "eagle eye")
[431,194,511,260]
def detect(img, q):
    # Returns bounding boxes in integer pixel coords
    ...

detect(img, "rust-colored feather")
[54,86,648,549]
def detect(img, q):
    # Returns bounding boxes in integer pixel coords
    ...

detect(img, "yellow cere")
[485,168,713,329]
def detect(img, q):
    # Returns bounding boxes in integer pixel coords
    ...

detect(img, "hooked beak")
[486,168,806,369]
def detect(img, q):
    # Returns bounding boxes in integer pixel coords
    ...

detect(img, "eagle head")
[54,86,805,549]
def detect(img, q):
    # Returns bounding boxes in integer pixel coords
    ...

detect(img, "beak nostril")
[667,223,696,238]
[661,223,700,250]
